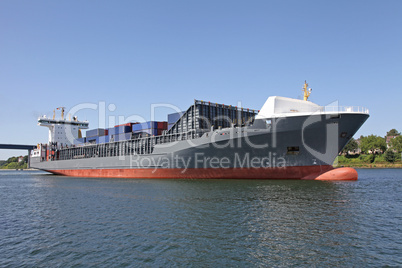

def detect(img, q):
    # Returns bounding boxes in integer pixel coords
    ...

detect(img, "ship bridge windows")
[287,146,300,155]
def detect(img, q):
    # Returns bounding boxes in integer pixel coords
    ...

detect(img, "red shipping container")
[114,122,140,128]
[157,121,168,130]
[114,123,130,127]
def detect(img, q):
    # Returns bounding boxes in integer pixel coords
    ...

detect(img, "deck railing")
[323,106,369,114]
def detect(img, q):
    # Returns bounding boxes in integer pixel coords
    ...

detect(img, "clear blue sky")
[1,0,401,160]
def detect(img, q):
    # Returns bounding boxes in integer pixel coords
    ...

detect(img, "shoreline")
[0,168,39,171]
[335,164,402,169]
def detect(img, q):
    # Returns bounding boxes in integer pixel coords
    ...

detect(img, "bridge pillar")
[28,149,32,169]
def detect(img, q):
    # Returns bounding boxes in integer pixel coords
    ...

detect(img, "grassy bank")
[334,154,402,168]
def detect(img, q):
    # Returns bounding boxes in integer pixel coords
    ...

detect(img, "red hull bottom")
[315,167,358,181]
[45,165,352,180]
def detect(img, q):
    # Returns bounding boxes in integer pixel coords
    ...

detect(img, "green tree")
[359,154,375,163]
[5,162,18,169]
[390,135,402,153]
[342,138,358,155]
[1,155,28,169]
[360,135,387,154]
[6,156,18,164]
[384,150,396,163]
[387,129,400,136]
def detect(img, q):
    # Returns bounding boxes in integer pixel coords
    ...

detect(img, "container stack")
[132,121,168,138]
[85,128,109,144]
[86,128,108,138]
[87,136,109,144]
[74,121,168,145]
[108,123,136,142]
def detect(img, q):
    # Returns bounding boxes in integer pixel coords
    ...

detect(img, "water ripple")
[0,170,401,267]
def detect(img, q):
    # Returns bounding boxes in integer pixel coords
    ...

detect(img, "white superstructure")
[256,81,368,119]
[38,107,89,148]
[256,95,369,119]
[256,96,323,119]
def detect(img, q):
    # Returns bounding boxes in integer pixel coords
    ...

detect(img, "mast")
[303,81,312,101]
[57,107,65,120]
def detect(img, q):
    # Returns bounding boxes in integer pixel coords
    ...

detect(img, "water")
[0,169,401,267]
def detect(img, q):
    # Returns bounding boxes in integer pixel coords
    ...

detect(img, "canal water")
[1,169,401,267]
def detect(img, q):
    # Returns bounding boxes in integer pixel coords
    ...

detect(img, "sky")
[0,0,401,160]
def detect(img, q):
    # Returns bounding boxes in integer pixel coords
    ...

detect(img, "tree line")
[341,129,402,163]
[0,155,28,169]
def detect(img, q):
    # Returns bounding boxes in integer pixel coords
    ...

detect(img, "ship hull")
[45,165,334,180]
[30,113,369,180]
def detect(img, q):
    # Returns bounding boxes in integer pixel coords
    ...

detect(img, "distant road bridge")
[0,144,37,150]
[0,144,37,168]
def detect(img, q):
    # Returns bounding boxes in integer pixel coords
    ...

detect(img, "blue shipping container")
[86,128,106,137]
[108,127,116,136]
[86,135,110,144]
[109,125,132,135]
[98,135,109,144]
[132,128,158,136]
[107,127,114,135]
[108,127,115,135]
[132,121,158,131]
[114,133,132,142]
[108,127,117,135]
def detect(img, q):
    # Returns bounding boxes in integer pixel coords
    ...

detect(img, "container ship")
[30,82,369,180]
